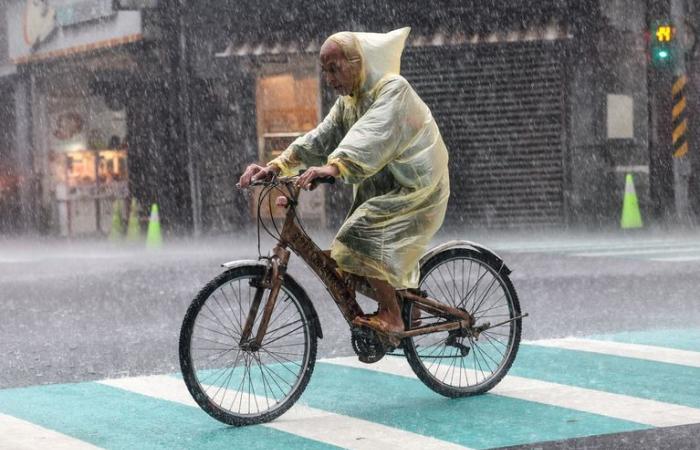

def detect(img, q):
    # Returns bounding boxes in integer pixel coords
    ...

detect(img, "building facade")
[187,0,654,232]
[2,0,192,236]
[2,0,698,236]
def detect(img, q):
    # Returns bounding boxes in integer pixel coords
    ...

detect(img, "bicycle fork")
[239,245,290,351]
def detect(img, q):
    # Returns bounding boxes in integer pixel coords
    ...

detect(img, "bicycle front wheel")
[403,247,521,397]
[179,265,318,426]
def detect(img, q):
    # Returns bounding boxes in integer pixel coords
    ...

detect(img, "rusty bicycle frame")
[237,176,482,351]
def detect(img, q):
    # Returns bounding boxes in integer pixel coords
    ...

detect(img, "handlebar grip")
[312,176,336,186]
[297,169,336,189]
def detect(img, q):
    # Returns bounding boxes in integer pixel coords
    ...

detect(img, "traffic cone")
[620,173,643,229]
[108,199,124,242]
[126,198,141,243]
[146,203,163,249]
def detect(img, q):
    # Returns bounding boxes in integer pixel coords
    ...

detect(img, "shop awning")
[204,0,586,58]
[215,22,572,58]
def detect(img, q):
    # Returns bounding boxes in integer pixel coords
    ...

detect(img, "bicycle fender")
[420,240,512,276]
[221,259,265,269]
[220,259,324,339]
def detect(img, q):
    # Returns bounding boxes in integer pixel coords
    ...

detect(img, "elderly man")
[239,27,450,334]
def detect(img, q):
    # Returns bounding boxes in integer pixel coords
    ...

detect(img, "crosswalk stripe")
[0,381,335,449]
[489,239,700,261]
[649,255,700,262]
[571,247,700,257]
[528,338,700,368]
[589,328,700,352]
[99,375,470,450]
[323,357,700,428]
[492,239,696,253]
[0,413,103,450]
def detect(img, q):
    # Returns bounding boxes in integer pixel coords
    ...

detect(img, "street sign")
[113,0,159,9]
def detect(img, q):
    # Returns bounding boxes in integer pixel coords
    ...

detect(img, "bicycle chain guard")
[351,326,386,364]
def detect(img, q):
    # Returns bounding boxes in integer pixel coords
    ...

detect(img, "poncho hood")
[326,27,410,97]
[354,27,410,93]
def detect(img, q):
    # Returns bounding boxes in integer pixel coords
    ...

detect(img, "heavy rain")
[1,1,700,449]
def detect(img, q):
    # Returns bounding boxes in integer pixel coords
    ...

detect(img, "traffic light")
[650,20,676,68]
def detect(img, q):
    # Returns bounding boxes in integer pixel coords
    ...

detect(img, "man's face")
[320,41,359,96]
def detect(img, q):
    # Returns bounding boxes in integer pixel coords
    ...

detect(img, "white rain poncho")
[268,27,450,288]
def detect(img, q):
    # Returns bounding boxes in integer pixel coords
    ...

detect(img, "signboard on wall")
[6,0,142,63]
[113,0,158,9]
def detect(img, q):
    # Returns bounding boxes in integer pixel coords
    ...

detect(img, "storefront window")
[255,65,325,224]
[47,95,128,236]
[257,72,318,160]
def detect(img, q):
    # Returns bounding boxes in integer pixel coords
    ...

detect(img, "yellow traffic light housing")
[650,21,676,67]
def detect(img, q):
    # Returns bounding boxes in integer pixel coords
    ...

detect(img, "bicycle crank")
[351,326,387,364]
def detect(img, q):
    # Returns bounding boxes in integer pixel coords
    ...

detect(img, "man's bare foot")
[375,308,404,332]
[352,309,404,334]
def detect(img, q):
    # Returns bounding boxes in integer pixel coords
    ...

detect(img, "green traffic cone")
[108,200,124,242]
[620,174,643,229]
[146,203,163,249]
[126,198,141,243]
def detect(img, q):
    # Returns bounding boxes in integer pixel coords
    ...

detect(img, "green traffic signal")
[650,20,676,68]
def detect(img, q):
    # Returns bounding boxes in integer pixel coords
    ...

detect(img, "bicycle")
[179,174,527,426]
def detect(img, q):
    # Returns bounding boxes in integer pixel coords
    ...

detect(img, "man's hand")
[296,164,339,190]
[238,164,280,188]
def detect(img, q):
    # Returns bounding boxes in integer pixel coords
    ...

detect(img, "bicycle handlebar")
[236,174,336,189]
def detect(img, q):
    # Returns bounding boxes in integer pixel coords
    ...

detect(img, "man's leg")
[366,277,404,332]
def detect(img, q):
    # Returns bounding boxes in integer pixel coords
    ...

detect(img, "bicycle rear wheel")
[179,265,318,426]
[402,247,521,397]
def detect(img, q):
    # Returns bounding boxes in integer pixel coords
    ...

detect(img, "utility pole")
[647,0,693,224]
[175,0,202,237]
[115,0,201,236]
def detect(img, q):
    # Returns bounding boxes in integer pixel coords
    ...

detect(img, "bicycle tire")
[402,247,521,397]
[179,264,318,426]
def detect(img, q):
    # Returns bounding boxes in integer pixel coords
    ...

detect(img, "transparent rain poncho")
[268,27,450,288]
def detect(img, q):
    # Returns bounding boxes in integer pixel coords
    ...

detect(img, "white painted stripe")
[0,413,102,450]
[528,337,700,368]
[323,357,700,427]
[650,255,700,262]
[572,247,700,257]
[99,375,469,450]
[493,240,696,254]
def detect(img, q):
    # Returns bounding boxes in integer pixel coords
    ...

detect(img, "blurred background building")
[1,0,699,236]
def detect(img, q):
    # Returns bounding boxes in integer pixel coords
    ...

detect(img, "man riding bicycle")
[239,27,450,334]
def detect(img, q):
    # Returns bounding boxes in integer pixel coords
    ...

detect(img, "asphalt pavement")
[1,229,700,449]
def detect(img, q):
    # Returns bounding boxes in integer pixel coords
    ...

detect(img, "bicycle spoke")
[219,288,245,334]
[192,335,234,347]
[203,302,239,341]
[410,252,521,393]
[194,322,240,341]
[211,292,241,337]
[186,272,312,421]
[262,323,305,347]
[470,276,501,316]
[264,318,303,340]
